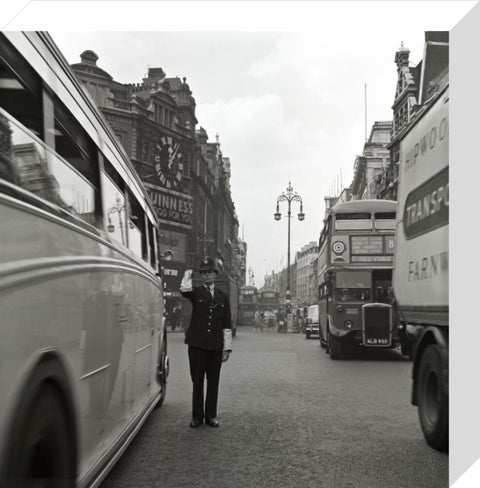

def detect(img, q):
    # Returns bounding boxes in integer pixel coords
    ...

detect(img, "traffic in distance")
[0,29,448,488]
[233,82,449,452]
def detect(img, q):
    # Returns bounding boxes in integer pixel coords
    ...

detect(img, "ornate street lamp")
[273,182,305,308]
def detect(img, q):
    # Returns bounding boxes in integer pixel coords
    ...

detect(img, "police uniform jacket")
[181,285,232,351]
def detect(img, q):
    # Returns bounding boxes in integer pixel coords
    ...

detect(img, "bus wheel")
[328,331,342,360]
[6,384,76,488]
[417,344,448,451]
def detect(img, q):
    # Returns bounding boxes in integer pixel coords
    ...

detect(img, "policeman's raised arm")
[180,269,193,298]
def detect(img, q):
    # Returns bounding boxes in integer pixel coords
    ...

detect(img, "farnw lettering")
[408,252,448,281]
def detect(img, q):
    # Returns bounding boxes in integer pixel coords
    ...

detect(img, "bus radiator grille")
[363,306,391,346]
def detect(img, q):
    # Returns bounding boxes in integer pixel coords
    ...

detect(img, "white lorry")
[393,83,449,451]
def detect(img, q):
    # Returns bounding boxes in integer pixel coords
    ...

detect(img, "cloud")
[198,93,302,178]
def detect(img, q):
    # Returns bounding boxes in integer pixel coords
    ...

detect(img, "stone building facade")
[350,121,392,200]
[377,31,449,199]
[69,51,243,303]
[295,241,319,306]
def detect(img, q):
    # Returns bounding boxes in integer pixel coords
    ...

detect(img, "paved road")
[101,328,448,488]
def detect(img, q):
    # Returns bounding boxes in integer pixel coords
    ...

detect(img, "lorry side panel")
[393,87,449,326]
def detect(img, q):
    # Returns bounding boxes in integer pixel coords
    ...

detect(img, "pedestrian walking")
[276,307,286,333]
[253,309,263,332]
[266,309,276,332]
[180,256,232,428]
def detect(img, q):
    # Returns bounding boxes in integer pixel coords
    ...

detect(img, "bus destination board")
[351,236,384,255]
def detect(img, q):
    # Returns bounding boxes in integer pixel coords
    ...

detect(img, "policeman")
[180,256,232,428]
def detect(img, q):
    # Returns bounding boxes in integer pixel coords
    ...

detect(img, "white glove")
[223,328,232,353]
[180,269,193,292]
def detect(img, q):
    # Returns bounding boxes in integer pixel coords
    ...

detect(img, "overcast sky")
[5,1,475,288]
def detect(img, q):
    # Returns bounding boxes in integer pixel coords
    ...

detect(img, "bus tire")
[5,384,76,488]
[328,331,342,360]
[417,344,448,451]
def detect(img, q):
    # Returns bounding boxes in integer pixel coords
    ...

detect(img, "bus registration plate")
[365,338,390,345]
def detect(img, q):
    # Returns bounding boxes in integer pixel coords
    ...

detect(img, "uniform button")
[208,329,211,332]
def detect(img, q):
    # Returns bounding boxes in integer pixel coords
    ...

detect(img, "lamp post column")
[274,182,305,311]
[287,199,291,300]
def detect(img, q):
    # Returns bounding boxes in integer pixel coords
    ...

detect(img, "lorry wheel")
[417,344,448,451]
[328,331,342,360]
[6,384,76,488]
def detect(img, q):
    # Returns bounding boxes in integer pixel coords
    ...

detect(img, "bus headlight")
[337,305,344,312]
[344,320,353,329]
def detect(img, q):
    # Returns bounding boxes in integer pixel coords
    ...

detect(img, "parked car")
[305,305,319,339]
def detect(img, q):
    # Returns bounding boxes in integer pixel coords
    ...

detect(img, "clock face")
[152,136,183,189]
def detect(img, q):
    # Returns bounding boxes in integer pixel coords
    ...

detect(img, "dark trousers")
[188,346,223,421]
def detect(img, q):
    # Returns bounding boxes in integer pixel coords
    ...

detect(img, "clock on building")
[152,136,183,189]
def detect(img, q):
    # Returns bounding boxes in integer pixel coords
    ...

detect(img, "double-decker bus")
[317,199,406,359]
[0,32,169,488]
[258,288,280,311]
[238,285,258,325]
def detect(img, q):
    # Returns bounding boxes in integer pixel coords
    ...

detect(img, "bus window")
[335,212,372,231]
[43,89,98,186]
[0,38,42,139]
[127,190,146,260]
[3,113,97,224]
[374,211,396,230]
[148,220,158,270]
[335,270,371,301]
[334,288,371,302]
[102,172,127,246]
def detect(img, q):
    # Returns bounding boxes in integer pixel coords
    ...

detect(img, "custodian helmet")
[199,256,218,274]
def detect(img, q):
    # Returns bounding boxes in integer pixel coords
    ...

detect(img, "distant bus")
[258,289,280,311]
[0,32,169,488]
[238,285,258,325]
[316,199,407,359]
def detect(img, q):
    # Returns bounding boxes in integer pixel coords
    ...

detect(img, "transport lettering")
[405,183,449,227]
[403,167,449,239]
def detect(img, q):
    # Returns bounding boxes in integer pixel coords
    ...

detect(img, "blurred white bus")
[0,31,169,487]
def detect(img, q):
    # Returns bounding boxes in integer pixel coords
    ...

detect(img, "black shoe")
[189,419,203,428]
[205,418,220,427]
